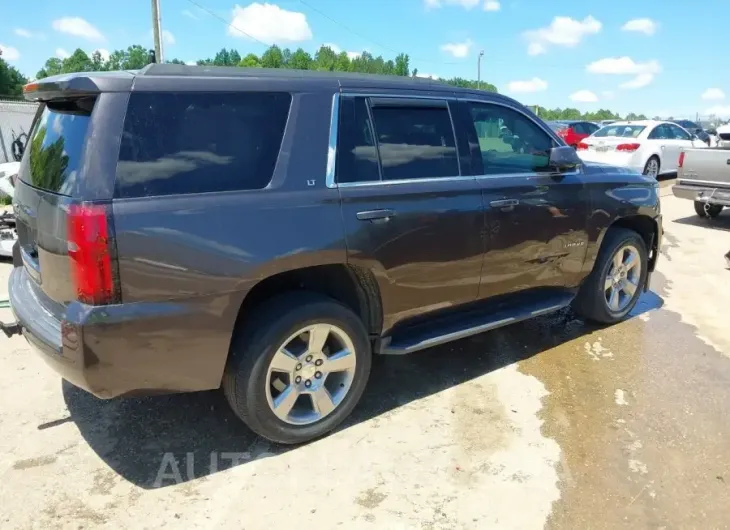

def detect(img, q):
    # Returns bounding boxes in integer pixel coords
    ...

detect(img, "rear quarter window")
[116,91,291,198]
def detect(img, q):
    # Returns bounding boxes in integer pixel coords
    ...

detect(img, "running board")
[380,295,573,355]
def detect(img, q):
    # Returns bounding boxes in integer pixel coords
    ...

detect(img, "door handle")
[489,199,519,211]
[356,209,396,222]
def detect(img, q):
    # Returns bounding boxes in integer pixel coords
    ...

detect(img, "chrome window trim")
[326,91,579,188]
[325,91,340,188]
[337,175,475,188]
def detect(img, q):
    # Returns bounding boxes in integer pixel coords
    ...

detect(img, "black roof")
[27,63,520,108]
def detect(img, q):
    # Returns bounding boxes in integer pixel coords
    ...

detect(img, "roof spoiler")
[23,71,135,102]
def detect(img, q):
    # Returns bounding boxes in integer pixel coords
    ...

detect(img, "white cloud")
[440,39,473,58]
[620,73,654,89]
[702,88,725,101]
[524,16,601,55]
[705,105,730,118]
[52,17,105,42]
[162,30,175,45]
[93,48,110,61]
[507,77,548,93]
[587,56,661,89]
[228,3,312,44]
[425,0,480,9]
[621,18,658,36]
[570,89,598,103]
[56,48,70,59]
[416,72,440,79]
[182,9,198,20]
[0,44,20,61]
[484,0,501,11]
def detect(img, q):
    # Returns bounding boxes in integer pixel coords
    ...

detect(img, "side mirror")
[549,145,581,172]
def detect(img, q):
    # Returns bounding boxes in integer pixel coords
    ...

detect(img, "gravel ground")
[0,187,729,529]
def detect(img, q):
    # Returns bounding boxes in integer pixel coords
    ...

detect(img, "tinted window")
[468,102,554,174]
[572,122,588,135]
[595,124,646,138]
[336,97,380,183]
[21,98,95,196]
[585,122,600,134]
[370,104,459,180]
[648,124,671,140]
[675,120,698,130]
[117,92,291,197]
[668,124,691,140]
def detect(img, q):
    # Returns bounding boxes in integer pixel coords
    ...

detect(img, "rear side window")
[21,98,95,196]
[335,97,380,183]
[370,104,459,181]
[116,92,291,197]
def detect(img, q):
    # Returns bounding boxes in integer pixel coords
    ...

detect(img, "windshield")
[593,124,646,138]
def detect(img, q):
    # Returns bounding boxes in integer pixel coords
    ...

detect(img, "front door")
[335,95,485,333]
[459,100,590,299]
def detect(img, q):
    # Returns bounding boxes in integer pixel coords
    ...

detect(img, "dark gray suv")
[8,65,662,444]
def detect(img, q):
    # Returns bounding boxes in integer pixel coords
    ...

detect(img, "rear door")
[334,94,485,333]
[457,99,590,299]
[647,124,678,173]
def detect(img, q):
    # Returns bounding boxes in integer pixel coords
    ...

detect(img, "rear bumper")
[9,266,233,399]
[672,182,730,206]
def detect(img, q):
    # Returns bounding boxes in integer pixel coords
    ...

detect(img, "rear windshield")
[116,91,291,198]
[20,98,94,195]
[593,124,646,138]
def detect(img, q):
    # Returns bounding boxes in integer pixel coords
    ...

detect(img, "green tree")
[90,51,106,71]
[212,48,242,67]
[335,51,351,72]
[28,126,69,191]
[289,48,313,70]
[125,45,152,69]
[239,53,260,68]
[167,58,186,65]
[394,53,410,77]
[260,45,284,68]
[0,58,28,95]
[63,49,94,73]
[314,45,337,71]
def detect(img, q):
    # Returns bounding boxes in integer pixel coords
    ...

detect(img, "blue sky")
[2,0,729,117]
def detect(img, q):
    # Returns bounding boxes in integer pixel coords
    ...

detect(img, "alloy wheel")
[604,244,641,313]
[265,323,357,426]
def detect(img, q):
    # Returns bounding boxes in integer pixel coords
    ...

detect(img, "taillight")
[678,151,685,168]
[616,143,641,152]
[576,142,589,151]
[68,203,118,305]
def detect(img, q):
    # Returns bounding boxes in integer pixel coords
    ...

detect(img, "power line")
[297,0,472,66]
[184,0,270,48]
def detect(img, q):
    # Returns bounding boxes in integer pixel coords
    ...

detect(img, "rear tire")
[573,228,648,324]
[223,292,372,444]
[643,156,660,179]
[694,201,723,218]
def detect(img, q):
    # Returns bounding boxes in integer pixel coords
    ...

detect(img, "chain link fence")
[0,96,39,164]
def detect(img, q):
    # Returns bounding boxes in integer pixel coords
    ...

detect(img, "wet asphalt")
[0,183,729,529]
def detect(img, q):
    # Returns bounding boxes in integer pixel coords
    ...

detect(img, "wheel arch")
[228,263,383,361]
[597,214,660,273]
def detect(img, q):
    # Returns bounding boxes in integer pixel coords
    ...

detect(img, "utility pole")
[151,0,164,63]
[477,50,484,90]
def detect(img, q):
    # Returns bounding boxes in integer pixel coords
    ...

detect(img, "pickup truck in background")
[673,147,730,218]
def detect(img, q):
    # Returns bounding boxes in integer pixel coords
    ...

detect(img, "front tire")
[643,156,660,179]
[223,292,372,444]
[573,228,648,324]
[694,201,723,218]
